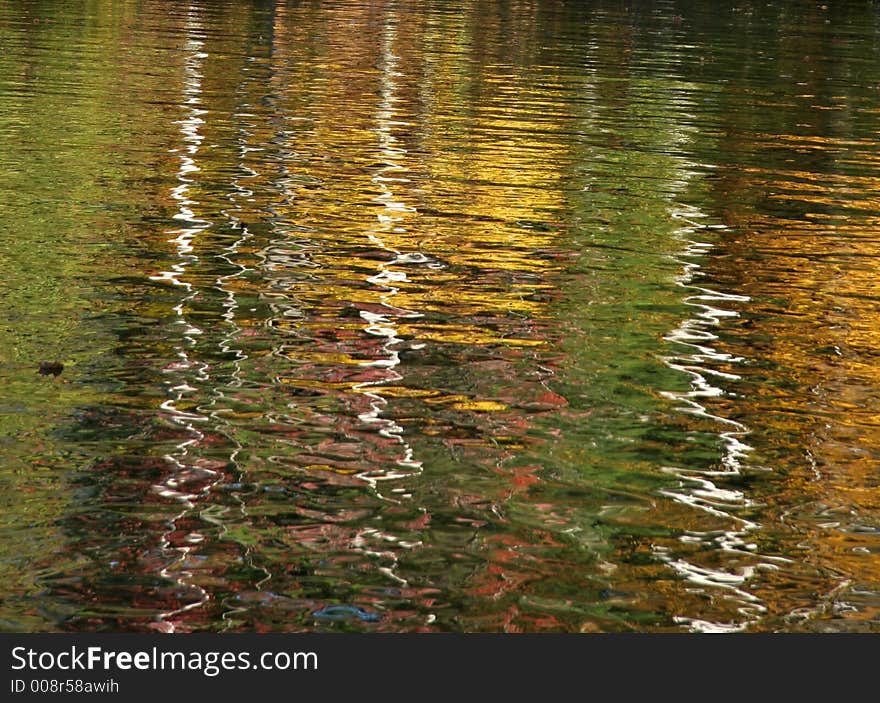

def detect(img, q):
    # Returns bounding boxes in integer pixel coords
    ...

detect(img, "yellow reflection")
[451,400,509,412]
[707,130,880,621]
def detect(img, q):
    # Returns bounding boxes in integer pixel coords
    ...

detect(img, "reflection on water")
[2,0,880,632]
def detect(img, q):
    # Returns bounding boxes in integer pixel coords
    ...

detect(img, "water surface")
[2,0,880,632]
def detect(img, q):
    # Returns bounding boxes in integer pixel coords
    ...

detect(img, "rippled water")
[2,0,880,632]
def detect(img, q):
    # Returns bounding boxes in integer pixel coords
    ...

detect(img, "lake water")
[2,0,880,633]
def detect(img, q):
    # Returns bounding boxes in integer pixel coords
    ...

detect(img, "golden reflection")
[257,2,567,396]
[702,127,880,627]
[243,0,583,629]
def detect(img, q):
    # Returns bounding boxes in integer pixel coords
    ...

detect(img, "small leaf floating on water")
[38,361,64,376]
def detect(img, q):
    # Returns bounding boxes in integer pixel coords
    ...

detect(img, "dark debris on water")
[38,361,64,376]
